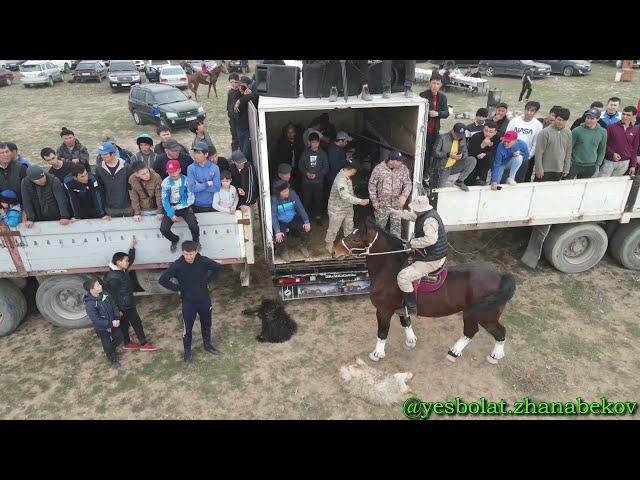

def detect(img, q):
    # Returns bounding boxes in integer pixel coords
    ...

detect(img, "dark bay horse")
[188,61,227,100]
[333,218,516,364]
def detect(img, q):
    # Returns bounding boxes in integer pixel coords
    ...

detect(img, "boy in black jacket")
[103,236,157,352]
[83,277,124,372]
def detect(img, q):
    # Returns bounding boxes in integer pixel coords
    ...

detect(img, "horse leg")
[446,312,479,363]
[399,315,417,350]
[213,83,218,98]
[478,307,507,365]
[369,308,393,362]
[207,82,211,98]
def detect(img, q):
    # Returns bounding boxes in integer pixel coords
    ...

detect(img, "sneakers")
[454,180,470,192]
[204,344,222,356]
[506,178,518,186]
[404,87,413,98]
[382,86,391,99]
[329,86,338,102]
[139,342,157,352]
[360,85,372,101]
[170,240,179,253]
[300,245,310,259]
[123,342,141,350]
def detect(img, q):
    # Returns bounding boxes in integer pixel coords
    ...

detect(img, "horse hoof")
[368,352,382,362]
[486,355,499,365]
[403,341,416,350]
[446,353,458,363]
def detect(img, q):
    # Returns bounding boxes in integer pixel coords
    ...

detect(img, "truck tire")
[0,279,28,337]
[7,277,27,290]
[36,275,92,329]
[543,223,608,273]
[134,269,176,294]
[609,220,640,270]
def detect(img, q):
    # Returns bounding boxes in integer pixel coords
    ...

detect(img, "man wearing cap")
[419,73,449,175]
[64,163,108,220]
[133,133,158,169]
[21,165,72,228]
[465,108,489,139]
[570,102,607,130]
[186,141,220,213]
[534,107,572,182]
[40,147,74,184]
[57,127,91,171]
[325,159,370,254]
[271,179,311,261]
[506,101,543,182]
[153,126,190,157]
[94,142,134,217]
[0,190,23,227]
[432,123,476,191]
[600,105,640,178]
[273,162,295,190]
[230,150,258,213]
[368,150,412,238]
[234,75,258,162]
[568,108,607,179]
[153,138,193,180]
[97,134,134,165]
[160,159,200,252]
[389,195,448,316]
[298,132,329,225]
[326,131,352,187]
[490,130,530,189]
[0,142,27,203]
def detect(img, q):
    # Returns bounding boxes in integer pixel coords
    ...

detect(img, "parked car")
[108,60,142,89]
[145,60,172,82]
[479,60,552,78]
[4,60,26,71]
[70,60,81,70]
[19,61,64,88]
[535,60,591,76]
[132,60,146,71]
[615,60,640,68]
[159,65,188,89]
[48,60,75,72]
[440,60,479,69]
[0,68,14,86]
[73,61,107,82]
[187,60,217,72]
[227,60,249,73]
[128,84,206,127]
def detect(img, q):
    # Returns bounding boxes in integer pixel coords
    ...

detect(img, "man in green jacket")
[567,108,608,179]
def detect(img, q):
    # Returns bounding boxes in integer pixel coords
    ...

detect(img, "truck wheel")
[134,269,176,294]
[36,275,92,329]
[0,279,28,337]
[543,223,608,273]
[609,220,640,270]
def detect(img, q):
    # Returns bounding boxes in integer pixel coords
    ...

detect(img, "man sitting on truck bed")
[432,123,476,191]
[229,150,258,213]
[129,160,164,221]
[21,165,72,228]
[94,142,134,217]
[490,130,530,190]
[0,142,27,203]
[64,163,109,220]
[160,160,200,253]
[271,179,311,262]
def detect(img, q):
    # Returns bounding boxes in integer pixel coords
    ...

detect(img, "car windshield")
[161,67,184,76]
[21,64,42,72]
[110,62,135,71]
[154,89,189,104]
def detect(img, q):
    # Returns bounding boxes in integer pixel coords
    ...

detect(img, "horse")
[333,217,516,365]
[187,61,227,100]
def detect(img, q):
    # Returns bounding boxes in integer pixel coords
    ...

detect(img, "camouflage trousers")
[397,258,446,293]
[374,208,402,238]
[325,210,354,245]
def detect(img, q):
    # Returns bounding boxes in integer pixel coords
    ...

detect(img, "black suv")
[128,84,206,127]
[108,60,141,89]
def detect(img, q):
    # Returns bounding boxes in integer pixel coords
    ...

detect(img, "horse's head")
[218,60,227,74]
[333,217,379,259]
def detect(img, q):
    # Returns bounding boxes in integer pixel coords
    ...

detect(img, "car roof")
[134,83,178,92]
[23,61,48,65]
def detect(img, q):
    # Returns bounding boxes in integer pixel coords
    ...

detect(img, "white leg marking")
[487,340,506,364]
[447,336,472,362]
[369,338,386,362]
[403,326,418,350]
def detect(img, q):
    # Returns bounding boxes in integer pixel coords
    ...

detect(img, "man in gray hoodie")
[298,132,329,224]
[534,108,573,182]
[94,142,133,216]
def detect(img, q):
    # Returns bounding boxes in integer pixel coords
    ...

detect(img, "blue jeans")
[236,127,252,163]
[494,155,523,183]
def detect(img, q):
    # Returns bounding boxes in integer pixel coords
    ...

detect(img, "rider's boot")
[403,291,418,316]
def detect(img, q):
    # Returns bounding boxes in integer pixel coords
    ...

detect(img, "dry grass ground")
[0,61,638,419]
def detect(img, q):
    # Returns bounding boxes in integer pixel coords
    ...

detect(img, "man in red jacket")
[599,106,639,177]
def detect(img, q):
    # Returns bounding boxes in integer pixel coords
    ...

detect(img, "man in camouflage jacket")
[367,150,412,238]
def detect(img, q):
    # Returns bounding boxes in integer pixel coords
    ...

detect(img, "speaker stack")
[255,64,300,98]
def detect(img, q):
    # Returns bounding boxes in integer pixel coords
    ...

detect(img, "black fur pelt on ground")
[242,299,298,343]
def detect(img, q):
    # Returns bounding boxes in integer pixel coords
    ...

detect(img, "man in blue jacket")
[159,240,222,369]
[490,130,530,190]
[271,179,311,262]
[83,277,124,372]
[186,141,220,213]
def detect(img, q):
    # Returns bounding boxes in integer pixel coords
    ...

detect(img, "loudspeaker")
[255,64,300,98]
[366,61,407,94]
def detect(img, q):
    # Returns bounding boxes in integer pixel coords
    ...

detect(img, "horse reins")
[341,231,412,257]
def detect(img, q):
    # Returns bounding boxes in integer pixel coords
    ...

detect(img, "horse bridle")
[340,230,412,257]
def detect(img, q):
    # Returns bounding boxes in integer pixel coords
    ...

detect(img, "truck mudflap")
[275,269,370,300]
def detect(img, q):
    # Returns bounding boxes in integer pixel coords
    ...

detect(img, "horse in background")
[333,218,516,364]
[187,61,228,100]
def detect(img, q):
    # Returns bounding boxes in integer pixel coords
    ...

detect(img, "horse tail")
[464,274,516,317]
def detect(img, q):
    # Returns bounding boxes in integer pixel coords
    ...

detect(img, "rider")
[180,60,194,76]
[389,195,448,315]
[201,61,209,76]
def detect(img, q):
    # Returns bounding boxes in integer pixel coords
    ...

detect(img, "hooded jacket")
[64,174,106,219]
[103,248,136,310]
[129,170,163,215]
[230,162,258,207]
[83,291,120,331]
[94,159,133,212]
[21,173,71,222]
[57,140,91,171]
[187,161,220,208]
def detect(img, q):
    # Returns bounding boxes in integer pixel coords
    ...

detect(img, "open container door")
[249,100,274,264]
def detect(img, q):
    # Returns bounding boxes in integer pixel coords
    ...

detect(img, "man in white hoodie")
[506,101,543,183]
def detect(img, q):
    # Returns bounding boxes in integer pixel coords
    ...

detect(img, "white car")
[19,61,64,88]
[132,60,146,71]
[48,60,74,72]
[159,65,189,89]
[147,60,171,69]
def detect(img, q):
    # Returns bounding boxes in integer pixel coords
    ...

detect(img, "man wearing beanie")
[133,133,158,169]
[21,165,72,227]
[56,127,91,171]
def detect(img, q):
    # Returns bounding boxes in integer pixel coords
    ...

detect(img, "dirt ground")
[0,61,639,419]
